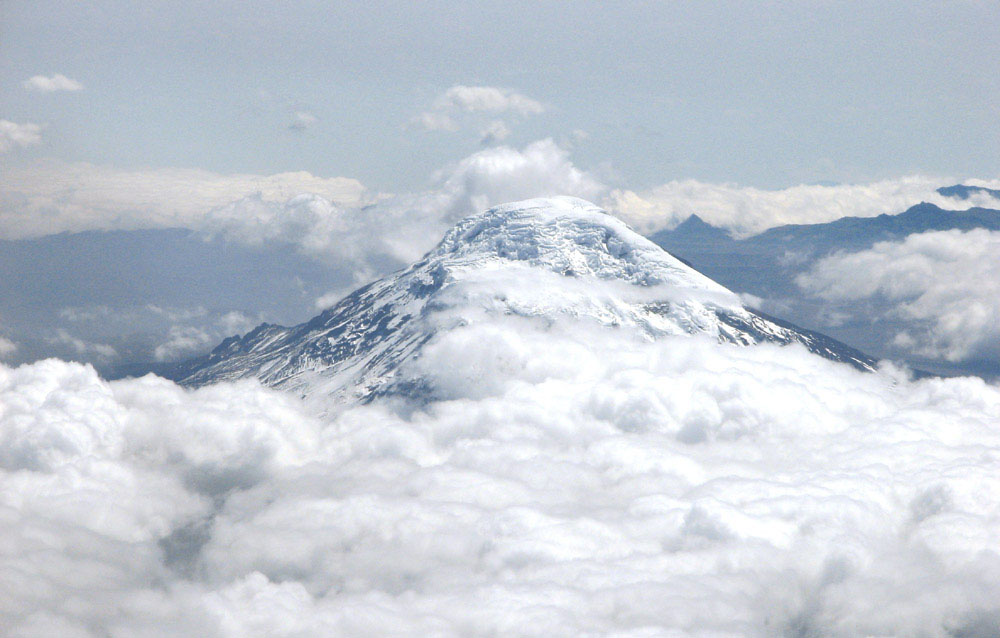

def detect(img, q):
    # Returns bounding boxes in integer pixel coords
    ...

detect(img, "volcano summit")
[175,197,876,399]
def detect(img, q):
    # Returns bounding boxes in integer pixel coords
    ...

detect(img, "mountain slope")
[175,197,875,399]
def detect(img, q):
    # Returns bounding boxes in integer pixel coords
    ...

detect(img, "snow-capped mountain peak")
[431,196,733,293]
[174,197,876,399]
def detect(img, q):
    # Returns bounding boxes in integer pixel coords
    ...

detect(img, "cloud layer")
[6,140,1000,248]
[797,228,1000,362]
[0,161,368,240]
[3,312,1000,635]
[49,305,260,364]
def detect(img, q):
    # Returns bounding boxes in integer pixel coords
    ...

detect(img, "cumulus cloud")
[797,228,1000,362]
[3,309,1000,635]
[610,176,1000,237]
[22,73,84,92]
[10,156,995,244]
[0,120,42,153]
[428,138,605,218]
[0,160,369,239]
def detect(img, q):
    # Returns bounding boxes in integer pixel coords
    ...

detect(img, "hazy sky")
[2,0,999,191]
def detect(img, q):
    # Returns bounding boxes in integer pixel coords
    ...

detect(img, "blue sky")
[2,0,999,191]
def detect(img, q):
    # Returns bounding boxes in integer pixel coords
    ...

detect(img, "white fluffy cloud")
[0,120,42,153]
[429,138,605,219]
[6,143,1000,259]
[611,176,1000,237]
[3,312,1000,635]
[0,160,368,240]
[797,228,1000,362]
[22,74,84,92]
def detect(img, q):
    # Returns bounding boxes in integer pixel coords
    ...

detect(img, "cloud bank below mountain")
[3,314,1000,636]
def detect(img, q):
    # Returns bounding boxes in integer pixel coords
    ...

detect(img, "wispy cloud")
[22,73,84,92]
[412,110,459,132]
[430,85,544,116]
[478,120,510,145]
[46,328,117,360]
[0,120,42,152]
[413,85,545,142]
[288,111,317,131]
[0,337,17,360]
[153,311,257,362]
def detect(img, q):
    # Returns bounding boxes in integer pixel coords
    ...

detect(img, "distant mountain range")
[651,190,1000,377]
[652,201,1000,295]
